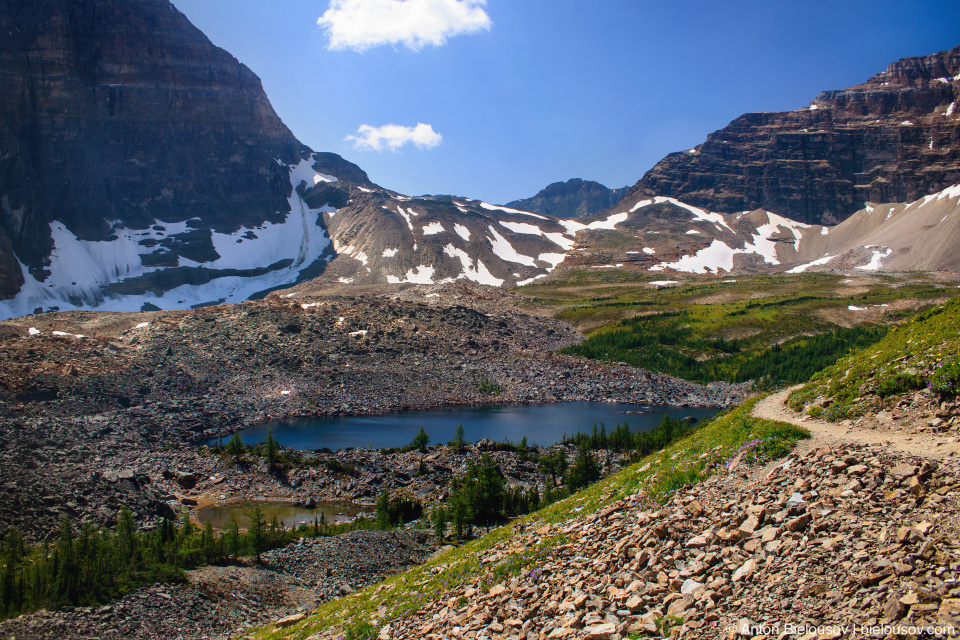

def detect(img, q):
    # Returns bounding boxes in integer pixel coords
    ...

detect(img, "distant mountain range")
[0,0,956,319]
[505,179,629,219]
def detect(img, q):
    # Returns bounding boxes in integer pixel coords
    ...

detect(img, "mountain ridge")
[626,45,960,225]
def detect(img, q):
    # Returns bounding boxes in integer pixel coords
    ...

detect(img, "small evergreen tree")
[226,433,244,463]
[565,443,601,491]
[265,429,280,472]
[410,427,430,451]
[431,507,447,543]
[226,516,241,560]
[247,507,265,563]
[375,490,391,530]
[449,423,467,453]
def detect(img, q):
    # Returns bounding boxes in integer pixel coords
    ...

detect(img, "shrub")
[877,372,925,397]
[477,379,505,395]
[932,360,960,396]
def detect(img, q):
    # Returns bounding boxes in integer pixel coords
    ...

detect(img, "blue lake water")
[216,402,719,451]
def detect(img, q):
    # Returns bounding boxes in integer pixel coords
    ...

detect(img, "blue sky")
[172,0,960,204]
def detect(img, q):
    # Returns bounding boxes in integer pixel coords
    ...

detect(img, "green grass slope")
[789,294,960,421]
[516,272,954,386]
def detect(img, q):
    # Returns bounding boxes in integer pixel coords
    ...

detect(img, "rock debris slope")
[370,440,960,640]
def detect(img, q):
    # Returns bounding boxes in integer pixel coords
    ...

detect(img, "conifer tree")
[226,516,241,560]
[265,429,279,472]
[226,433,244,463]
[375,489,391,530]
[247,507,265,563]
[449,423,467,453]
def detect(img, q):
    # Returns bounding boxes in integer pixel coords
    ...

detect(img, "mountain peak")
[506,179,629,219]
[629,44,960,225]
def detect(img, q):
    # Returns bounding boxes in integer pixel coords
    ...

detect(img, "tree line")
[0,505,369,621]
[561,313,885,387]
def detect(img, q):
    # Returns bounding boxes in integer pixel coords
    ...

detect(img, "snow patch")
[51,331,84,339]
[935,184,960,201]
[654,197,734,233]
[387,265,436,284]
[848,306,866,311]
[516,274,548,287]
[499,221,544,236]
[649,280,679,288]
[585,212,629,230]
[382,248,399,258]
[821,227,829,236]
[787,255,836,274]
[28,327,41,336]
[947,102,956,117]
[302,302,322,309]
[856,247,892,271]
[454,224,471,241]
[422,222,445,235]
[557,219,586,234]
[537,253,567,268]
[486,226,537,267]
[900,120,914,126]
[479,202,547,219]
[396,207,415,232]
[443,245,504,286]
[643,248,655,255]
[650,239,737,274]
[629,199,654,212]
[741,212,810,265]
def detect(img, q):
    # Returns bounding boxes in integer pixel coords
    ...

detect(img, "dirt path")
[752,386,960,460]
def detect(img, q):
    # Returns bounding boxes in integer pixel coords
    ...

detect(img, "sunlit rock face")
[628,46,960,225]
[0,0,367,315]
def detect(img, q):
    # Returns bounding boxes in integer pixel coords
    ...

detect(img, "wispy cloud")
[317,0,492,52]
[346,123,444,151]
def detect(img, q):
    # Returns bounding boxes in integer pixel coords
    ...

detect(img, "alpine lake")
[198,402,719,530]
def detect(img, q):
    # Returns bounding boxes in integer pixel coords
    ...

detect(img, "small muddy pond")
[218,402,719,451]
[195,500,370,531]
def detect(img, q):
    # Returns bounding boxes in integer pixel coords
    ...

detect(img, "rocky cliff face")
[0,0,367,314]
[505,179,629,219]
[629,46,960,225]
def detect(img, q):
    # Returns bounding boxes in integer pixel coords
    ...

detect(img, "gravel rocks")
[372,442,960,640]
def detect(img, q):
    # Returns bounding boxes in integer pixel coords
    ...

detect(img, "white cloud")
[346,123,443,151]
[317,0,492,52]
